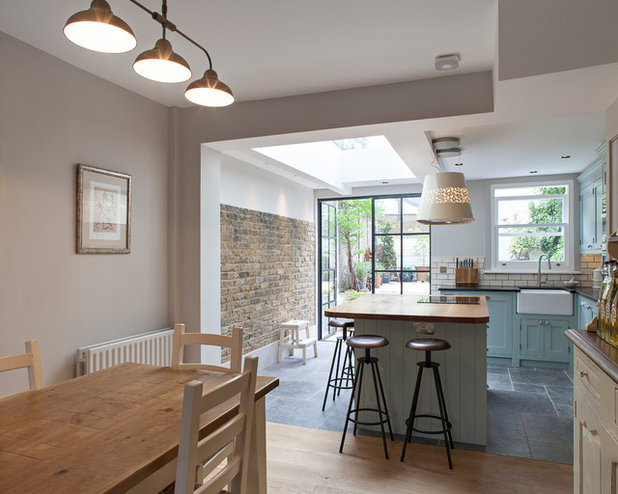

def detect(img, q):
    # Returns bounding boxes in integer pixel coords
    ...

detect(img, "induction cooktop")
[417,295,481,305]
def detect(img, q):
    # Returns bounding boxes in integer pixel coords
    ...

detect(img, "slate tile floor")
[264,341,573,464]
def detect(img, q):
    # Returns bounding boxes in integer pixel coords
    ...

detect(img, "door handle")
[579,370,588,378]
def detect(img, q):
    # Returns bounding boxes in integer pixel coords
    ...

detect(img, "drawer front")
[574,348,603,415]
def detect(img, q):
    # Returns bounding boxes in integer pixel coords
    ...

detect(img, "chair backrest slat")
[172,323,243,373]
[0,340,44,393]
[175,355,258,494]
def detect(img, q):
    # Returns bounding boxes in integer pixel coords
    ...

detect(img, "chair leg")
[432,366,453,469]
[340,359,361,454]
[370,360,389,459]
[313,341,318,359]
[322,338,341,411]
[302,346,307,365]
[401,364,424,462]
[374,360,394,441]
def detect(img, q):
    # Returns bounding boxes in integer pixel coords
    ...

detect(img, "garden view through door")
[318,195,431,338]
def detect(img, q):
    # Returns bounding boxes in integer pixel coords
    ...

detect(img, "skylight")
[253,135,415,190]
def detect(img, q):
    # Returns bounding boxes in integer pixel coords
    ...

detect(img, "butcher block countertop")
[324,294,489,324]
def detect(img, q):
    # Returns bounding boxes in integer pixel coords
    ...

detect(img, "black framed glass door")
[319,202,337,336]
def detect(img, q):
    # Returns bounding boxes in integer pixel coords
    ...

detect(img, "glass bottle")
[608,263,618,345]
[598,262,611,339]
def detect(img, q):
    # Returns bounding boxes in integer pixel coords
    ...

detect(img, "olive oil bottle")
[598,262,611,340]
[608,264,618,345]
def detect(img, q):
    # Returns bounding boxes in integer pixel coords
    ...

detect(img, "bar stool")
[400,338,454,469]
[322,319,355,410]
[340,335,394,459]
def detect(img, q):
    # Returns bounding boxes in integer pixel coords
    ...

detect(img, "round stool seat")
[406,338,451,352]
[328,318,355,329]
[347,335,389,349]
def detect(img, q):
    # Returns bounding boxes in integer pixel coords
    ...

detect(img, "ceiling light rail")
[64,0,234,107]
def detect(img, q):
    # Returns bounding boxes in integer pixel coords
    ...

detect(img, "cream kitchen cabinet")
[573,344,618,494]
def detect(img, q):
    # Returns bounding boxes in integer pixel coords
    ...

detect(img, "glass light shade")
[64,0,136,53]
[185,69,234,107]
[133,39,191,83]
[417,172,474,225]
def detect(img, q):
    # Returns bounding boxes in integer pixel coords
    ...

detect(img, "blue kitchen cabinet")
[441,290,514,360]
[520,316,571,364]
[575,294,598,330]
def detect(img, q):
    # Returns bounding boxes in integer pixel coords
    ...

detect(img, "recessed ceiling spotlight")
[530,170,538,174]
[561,155,571,159]
[435,53,460,71]
[454,163,463,167]
[382,181,389,184]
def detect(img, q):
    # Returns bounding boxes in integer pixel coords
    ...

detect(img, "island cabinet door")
[520,318,544,359]
[575,388,604,494]
[485,293,514,357]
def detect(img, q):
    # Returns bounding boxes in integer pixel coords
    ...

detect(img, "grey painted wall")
[0,33,169,395]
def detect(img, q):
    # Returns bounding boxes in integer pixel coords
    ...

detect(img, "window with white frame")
[491,182,573,271]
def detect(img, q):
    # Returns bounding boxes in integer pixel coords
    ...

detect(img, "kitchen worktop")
[439,285,600,301]
[324,293,489,323]
[565,329,618,384]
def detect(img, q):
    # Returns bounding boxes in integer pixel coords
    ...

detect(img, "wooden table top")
[565,329,618,384]
[0,363,278,494]
[324,294,490,323]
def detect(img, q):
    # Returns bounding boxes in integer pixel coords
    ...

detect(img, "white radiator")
[76,328,174,376]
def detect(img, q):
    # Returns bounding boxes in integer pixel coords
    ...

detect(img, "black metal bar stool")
[340,335,394,459]
[401,338,454,469]
[322,318,355,410]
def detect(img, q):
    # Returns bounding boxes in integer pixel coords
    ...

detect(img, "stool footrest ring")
[346,407,391,427]
[406,414,452,435]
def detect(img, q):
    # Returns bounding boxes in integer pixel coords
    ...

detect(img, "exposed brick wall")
[220,204,315,359]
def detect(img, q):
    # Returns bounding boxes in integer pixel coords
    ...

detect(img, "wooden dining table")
[0,363,279,493]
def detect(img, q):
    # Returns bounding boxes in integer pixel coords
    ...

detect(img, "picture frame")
[76,164,131,254]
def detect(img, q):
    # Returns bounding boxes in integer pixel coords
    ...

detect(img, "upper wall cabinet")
[579,151,607,254]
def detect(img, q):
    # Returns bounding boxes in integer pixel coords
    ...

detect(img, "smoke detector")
[435,53,460,71]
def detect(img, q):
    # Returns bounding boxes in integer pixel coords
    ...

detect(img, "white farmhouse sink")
[517,289,573,316]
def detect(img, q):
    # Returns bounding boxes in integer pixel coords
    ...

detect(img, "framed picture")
[76,164,131,254]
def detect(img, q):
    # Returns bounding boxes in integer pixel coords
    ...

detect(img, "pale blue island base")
[325,294,489,446]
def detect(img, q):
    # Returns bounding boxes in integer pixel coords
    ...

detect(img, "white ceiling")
[2,0,618,186]
[0,0,496,106]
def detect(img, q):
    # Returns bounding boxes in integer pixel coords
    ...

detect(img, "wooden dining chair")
[172,323,243,373]
[0,339,44,391]
[174,355,258,494]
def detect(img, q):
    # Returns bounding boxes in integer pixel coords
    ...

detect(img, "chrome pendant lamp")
[64,0,137,53]
[64,0,234,107]
[417,172,474,225]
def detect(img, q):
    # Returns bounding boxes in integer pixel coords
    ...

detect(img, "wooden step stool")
[277,320,318,365]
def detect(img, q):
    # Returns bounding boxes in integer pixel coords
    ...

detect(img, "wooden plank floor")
[267,423,573,493]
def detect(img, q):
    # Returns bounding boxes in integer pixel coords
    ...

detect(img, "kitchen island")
[325,294,489,445]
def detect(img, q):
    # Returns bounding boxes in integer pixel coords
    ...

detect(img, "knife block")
[455,268,478,287]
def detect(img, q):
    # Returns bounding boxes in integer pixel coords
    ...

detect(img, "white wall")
[220,154,314,222]
[0,33,169,394]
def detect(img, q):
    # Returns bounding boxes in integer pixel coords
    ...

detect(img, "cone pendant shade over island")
[417,172,474,225]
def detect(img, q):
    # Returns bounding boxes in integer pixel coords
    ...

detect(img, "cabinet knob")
[539,320,544,325]
[579,370,588,378]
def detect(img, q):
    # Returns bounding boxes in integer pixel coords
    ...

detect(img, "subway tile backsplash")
[430,254,601,292]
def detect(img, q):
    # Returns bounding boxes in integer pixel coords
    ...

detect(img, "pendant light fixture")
[64,0,137,53]
[185,69,234,107]
[133,39,191,83]
[64,0,234,106]
[417,172,474,225]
